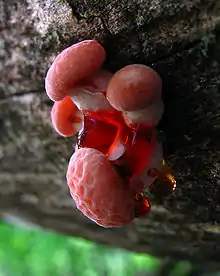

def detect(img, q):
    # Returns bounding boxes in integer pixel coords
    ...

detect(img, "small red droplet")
[134,192,151,217]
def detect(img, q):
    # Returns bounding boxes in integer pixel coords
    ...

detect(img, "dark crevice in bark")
[0,89,44,102]
[65,0,86,22]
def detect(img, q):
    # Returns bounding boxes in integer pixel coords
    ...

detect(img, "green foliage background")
[0,222,218,276]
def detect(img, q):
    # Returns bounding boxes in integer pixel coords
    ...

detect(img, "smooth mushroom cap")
[106,64,162,112]
[51,97,82,137]
[45,40,106,102]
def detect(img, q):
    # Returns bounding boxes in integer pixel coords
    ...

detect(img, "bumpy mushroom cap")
[51,97,82,137]
[106,64,162,112]
[45,40,106,102]
[66,147,135,227]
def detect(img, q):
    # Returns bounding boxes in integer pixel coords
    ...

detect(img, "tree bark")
[1,0,220,266]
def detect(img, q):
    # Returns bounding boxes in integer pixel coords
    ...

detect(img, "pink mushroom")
[66,143,163,227]
[45,41,175,228]
[45,40,106,102]
[51,96,82,137]
[106,64,163,127]
[66,147,135,227]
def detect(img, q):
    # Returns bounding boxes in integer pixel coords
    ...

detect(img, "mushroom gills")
[70,87,113,111]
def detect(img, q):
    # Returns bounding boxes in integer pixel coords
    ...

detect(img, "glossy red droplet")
[134,192,151,217]
[77,115,117,155]
[76,109,156,183]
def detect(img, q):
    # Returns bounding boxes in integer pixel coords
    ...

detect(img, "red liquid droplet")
[77,114,117,155]
[77,109,156,182]
[75,108,176,218]
[134,192,151,217]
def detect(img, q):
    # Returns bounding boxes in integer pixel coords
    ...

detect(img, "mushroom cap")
[106,64,162,111]
[66,147,135,227]
[51,97,82,137]
[45,40,106,102]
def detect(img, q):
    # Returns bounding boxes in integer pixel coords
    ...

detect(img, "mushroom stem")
[70,87,112,112]
[123,100,164,128]
[69,69,114,111]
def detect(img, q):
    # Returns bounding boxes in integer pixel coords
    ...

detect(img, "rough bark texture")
[1,0,220,266]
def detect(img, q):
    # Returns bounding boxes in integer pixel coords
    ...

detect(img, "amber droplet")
[134,192,151,217]
[149,160,176,197]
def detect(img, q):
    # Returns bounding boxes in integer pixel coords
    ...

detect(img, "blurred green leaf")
[0,222,160,276]
[0,222,218,276]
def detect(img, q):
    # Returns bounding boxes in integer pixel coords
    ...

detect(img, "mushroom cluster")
[45,40,176,228]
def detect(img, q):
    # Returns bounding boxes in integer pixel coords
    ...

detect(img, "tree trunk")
[1,0,220,266]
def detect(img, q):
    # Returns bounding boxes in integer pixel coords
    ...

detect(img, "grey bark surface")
[1,0,220,266]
